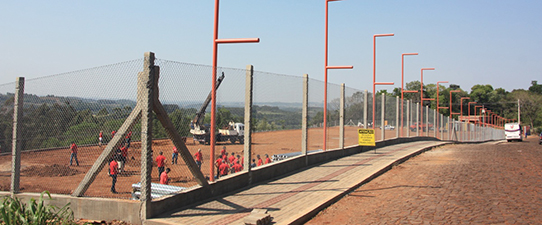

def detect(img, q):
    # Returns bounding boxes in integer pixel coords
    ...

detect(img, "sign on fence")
[358,129,375,146]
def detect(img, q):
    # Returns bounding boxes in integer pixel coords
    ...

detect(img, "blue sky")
[1,0,541,93]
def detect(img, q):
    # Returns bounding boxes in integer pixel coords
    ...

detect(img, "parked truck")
[504,122,523,142]
[189,73,244,145]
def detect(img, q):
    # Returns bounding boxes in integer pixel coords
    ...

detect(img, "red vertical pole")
[436,81,448,139]
[210,0,259,181]
[401,53,417,137]
[420,68,434,136]
[323,0,328,151]
[372,35,376,129]
[210,0,220,182]
[372,34,394,129]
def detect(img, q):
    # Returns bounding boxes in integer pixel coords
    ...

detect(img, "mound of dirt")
[22,164,82,177]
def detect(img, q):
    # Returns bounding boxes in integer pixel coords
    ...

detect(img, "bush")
[0,191,76,225]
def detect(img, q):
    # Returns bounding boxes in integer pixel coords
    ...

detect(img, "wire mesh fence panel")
[383,95,397,140]
[428,108,435,138]
[0,59,145,198]
[400,99,408,137]
[251,70,303,166]
[367,91,374,129]
[325,82,342,150]
[138,59,213,194]
[0,81,16,155]
[307,78,324,153]
[374,94,382,141]
[343,87,364,147]
[413,102,420,137]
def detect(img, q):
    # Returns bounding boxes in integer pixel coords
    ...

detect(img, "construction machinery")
[190,72,244,145]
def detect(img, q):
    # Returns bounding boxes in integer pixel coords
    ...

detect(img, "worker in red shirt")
[109,157,118,193]
[125,131,132,148]
[220,146,226,158]
[256,155,263,166]
[160,168,171,185]
[171,147,179,164]
[156,152,166,178]
[264,154,272,164]
[99,131,103,146]
[69,142,79,166]
[233,161,243,173]
[194,148,203,169]
[119,146,128,172]
[219,159,230,177]
[228,152,236,164]
[215,155,222,179]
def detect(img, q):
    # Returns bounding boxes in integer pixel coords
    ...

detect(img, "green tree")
[63,122,100,145]
[529,80,542,95]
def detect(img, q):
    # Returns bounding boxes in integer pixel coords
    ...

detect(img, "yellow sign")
[358,129,375,146]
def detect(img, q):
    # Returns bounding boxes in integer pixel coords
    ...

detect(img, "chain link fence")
[0,57,505,200]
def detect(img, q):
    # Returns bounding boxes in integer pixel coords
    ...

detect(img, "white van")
[504,123,523,142]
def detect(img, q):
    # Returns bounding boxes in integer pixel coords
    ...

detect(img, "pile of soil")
[22,164,82,177]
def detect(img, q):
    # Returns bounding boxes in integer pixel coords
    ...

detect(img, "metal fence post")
[11,77,24,195]
[302,74,308,166]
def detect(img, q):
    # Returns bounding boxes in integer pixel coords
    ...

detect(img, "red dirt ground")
[306,136,541,224]
[0,127,438,199]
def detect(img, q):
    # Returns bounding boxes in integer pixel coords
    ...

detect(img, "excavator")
[190,72,244,145]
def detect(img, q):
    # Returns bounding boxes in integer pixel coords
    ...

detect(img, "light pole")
[436,81,448,139]
[459,97,470,121]
[401,53,418,137]
[420,68,435,136]
[372,33,395,129]
[210,0,259,181]
[323,0,353,151]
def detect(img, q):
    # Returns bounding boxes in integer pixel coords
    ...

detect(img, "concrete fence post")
[395,96,399,138]
[339,83,345,149]
[244,65,254,178]
[448,118,454,141]
[407,100,410,137]
[416,103,420,137]
[381,93,385,141]
[425,106,429,137]
[440,113,443,140]
[139,52,155,220]
[433,107,439,138]
[11,77,24,195]
[363,90,368,129]
[302,74,308,166]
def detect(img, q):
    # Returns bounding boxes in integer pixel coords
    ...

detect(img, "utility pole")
[518,98,521,124]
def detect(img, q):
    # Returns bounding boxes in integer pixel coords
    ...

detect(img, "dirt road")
[306,136,542,224]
